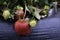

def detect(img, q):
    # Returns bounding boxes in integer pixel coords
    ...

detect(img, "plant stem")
[11,0,18,8]
[23,4,26,20]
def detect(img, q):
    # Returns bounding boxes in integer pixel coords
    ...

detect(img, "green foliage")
[0,0,4,4]
[0,0,59,20]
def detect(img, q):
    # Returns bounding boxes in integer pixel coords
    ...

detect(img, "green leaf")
[28,5,41,20]
[0,0,5,4]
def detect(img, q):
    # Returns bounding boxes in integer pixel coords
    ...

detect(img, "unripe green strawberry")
[44,5,50,10]
[3,1,7,5]
[3,10,10,20]
[29,20,37,27]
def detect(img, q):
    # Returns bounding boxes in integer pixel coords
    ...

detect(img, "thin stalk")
[23,4,26,20]
[7,2,10,8]
[11,0,18,8]
[31,0,33,5]
[32,7,36,20]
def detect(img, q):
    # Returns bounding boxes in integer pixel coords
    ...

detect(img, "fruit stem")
[6,2,11,8]
[23,3,26,20]
[32,7,36,20]
[11,0,18,8]
[32,14,34,19]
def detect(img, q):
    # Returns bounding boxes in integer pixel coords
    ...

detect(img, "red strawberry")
[14,20,30,36]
